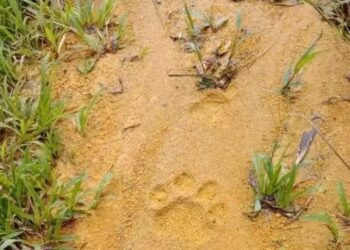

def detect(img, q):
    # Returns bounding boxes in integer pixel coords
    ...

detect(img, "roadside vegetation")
[0,0,120,248]
[301,181,350,246]
[1,0,350,249]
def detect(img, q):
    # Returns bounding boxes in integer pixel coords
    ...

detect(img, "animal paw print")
[148,172,226,244]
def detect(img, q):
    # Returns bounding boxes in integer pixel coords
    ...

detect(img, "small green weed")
[74,89,102,135]
[303,212,341,245]
[337,181,350,217]
[113,15,128,51]
[250,143,308,215]
[281,32,322,96]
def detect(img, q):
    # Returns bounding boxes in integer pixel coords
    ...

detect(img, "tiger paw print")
[148,172,227,244]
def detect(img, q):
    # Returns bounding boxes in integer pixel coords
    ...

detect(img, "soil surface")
[55,0,350,249]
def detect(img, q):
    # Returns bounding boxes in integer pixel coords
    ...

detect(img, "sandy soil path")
[54,0,350,249]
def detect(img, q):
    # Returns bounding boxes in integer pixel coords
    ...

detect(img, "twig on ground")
[285,196,314,225]
[123,123,141,132]
[168,73,202,77]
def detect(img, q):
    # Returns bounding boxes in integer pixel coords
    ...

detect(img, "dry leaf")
[295,128,317,165]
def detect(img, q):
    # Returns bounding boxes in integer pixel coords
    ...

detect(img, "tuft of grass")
[303,212,341,245]
[227,11,243,71]
[95,0,118,29]
[306,0,350,39]
[0,56,64,144]
[0,149,113,248]
[281,32,322,96]
[74,89,102,135]
[0,45,20,84]
[71,0,117,30]
[251,143,308,214]
[0,0,40,58]
[337,181,350,217]
[24,0,120,56]
[178,7,251,90]
[41,18,67,57]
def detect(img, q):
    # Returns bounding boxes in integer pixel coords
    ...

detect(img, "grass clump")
[0,57,112,249]
[178,5,250,90]
[0,1,117,248]
[281,32,322,96]
[250,143,309,216]
[27,0,122,55]
[0,56,64,147]
[0,0,123,79]
[306,0,350,39]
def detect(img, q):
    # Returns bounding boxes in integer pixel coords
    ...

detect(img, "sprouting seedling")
[184,1,196,39]
[114,14,127,50]
[227,11,243,69]
[303,212,341,245]
[188,42,205,74]
[281,32,322,96]
[90,171,113,209]
[337,181,350,217]
[182,3,205,75]
[183,2,207,75]
[74,89,102,135]
[77,57,97,75]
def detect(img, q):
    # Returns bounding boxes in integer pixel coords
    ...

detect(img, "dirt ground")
[54,0,350,249]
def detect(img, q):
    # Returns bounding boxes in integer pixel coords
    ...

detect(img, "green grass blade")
[337,181,350,216]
